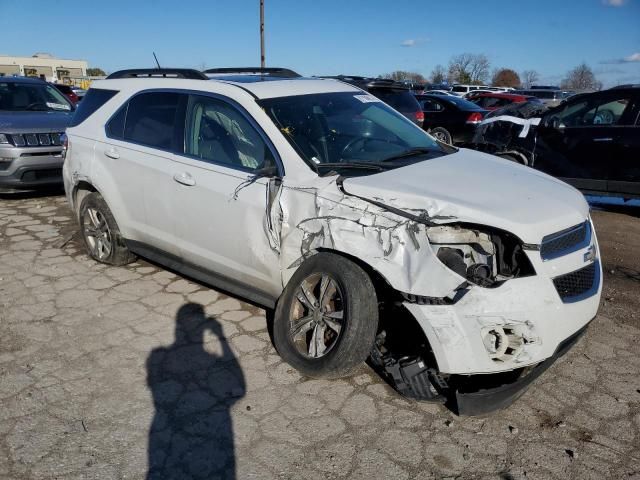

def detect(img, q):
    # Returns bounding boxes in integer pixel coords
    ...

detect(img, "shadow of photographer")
[146,303,245,479]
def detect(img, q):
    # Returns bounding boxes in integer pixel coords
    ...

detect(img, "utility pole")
[260,0,265,68]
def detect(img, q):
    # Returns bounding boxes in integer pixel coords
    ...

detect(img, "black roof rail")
[204,67,301,78]
[105,69,209,80]
[610,83,640,89]
[318,75,409,90]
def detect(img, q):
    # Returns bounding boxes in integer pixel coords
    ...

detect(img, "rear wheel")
[79,192,135,266]
[430,127,453,145]
[274,253,379,378]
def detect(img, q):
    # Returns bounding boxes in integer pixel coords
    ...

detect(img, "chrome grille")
[540,221,590,260]
[552,261,599,303]
[10,133,64,147]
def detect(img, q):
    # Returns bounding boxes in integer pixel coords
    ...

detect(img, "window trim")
[103,88,284,176]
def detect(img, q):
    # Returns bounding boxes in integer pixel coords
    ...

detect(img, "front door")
[533,92,636,194]
[171,93,283,300]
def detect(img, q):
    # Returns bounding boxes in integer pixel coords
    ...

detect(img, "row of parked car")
[0,67,608,414]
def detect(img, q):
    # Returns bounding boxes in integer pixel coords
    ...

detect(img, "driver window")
[184,95,273,172]
[584,98,630,126]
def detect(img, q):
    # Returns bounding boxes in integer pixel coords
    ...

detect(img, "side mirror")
[254,163,279,178]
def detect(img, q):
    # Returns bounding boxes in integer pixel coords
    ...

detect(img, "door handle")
[104,147,120,159]
[173,172,196,187]
[593,137,613,142]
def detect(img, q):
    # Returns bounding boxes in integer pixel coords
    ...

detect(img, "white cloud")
[624,52,640,62]
[602,0,627,6]
[401,39,417,47]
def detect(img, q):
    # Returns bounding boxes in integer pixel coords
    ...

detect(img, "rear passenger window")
[68,88,117,127]
[124,92,183,150]
[184,95,273,172]
[106,105,127,139]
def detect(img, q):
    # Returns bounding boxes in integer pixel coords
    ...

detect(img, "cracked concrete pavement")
[1,192,639,479]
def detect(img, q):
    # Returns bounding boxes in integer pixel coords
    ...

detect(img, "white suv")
[63,68,601,414]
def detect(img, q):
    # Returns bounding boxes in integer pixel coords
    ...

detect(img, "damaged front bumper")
[452,321,591,415]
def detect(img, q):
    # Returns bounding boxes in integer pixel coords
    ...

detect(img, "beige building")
[0,53,88,83]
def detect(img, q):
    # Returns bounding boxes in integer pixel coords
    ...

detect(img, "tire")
[79,192,135,266]
[273,252,379,378]
[430,127,453,145]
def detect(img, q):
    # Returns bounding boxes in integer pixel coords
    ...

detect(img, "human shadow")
[146,303,245,479]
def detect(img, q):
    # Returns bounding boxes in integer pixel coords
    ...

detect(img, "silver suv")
[0,76,73,190]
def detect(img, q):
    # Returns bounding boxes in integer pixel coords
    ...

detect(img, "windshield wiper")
[381,147,437,162]
[315,161,390,172]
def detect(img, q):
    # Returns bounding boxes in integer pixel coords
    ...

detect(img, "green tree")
[87,67,107,77]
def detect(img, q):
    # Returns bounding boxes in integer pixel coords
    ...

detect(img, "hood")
[342,148,589,244]
[0,111,73,134]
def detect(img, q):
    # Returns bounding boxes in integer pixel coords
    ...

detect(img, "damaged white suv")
[63,68,601,414]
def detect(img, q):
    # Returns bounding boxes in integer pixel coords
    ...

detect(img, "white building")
[0,53,88,83]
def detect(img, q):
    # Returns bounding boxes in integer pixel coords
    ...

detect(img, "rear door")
[605,94,640,196]
[101,90,186,254]
[532,92,634,193]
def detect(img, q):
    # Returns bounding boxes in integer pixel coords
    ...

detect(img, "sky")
[0,0,638,87]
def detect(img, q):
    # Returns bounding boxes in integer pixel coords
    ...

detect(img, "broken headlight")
[427,225,534,287]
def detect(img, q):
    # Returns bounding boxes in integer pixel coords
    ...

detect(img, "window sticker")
[46,102,71,111]
[354,94,380,103]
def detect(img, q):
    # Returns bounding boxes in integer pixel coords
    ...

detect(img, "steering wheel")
[340,137,369,158]
[594,109,614,125]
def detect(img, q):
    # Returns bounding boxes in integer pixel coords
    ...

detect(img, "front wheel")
[273,253,379,378]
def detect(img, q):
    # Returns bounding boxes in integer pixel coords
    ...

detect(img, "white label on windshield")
[46,102,71,111]
[354,94,380,103]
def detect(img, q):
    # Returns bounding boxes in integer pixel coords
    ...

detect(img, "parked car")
[63,67,601,415]
[466,92,543,110]
[415,93,488,144]
[512,89,572,107]
[0,76,74,190]
[51,83,80,104]
[471,86,640,198]
[71,86,87,101]
[427,90,459,97]
[450,84,489,96]
[319,75,423,127]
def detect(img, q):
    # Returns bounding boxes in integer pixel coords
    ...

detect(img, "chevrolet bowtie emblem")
[584,245,596,263]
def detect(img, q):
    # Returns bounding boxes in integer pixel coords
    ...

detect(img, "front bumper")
[404,222,602,375]
[0,144,64,188]
[452,320,591,415]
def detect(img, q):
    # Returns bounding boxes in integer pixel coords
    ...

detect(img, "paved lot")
[1,192,639,480]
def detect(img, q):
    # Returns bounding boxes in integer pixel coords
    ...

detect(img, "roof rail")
[204,67,301,78]
[105,69,209,80]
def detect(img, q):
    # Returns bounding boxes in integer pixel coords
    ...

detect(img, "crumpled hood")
[342,148,589,243]
[0,111,73,133]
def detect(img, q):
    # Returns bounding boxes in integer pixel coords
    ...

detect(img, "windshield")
[0,81,73,112]
[260,92,448,174]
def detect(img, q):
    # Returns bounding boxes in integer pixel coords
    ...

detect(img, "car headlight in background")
[427,224,535,287]
[0,133,9,144]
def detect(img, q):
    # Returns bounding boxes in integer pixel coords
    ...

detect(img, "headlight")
[427,224,536,287]
[427,225,497,286]
[0,133,9,144]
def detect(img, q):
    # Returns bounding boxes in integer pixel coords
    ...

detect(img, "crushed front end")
[370,218,601,415]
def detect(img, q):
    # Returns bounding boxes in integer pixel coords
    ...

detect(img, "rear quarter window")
[68,88,118,127]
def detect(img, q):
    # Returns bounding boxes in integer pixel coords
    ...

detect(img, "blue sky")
[1,0,638,86]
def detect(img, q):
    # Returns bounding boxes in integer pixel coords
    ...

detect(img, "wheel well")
[315,248,399,303]
[73,181,97,218]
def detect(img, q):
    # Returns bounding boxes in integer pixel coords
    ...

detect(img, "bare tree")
[491,68,521,88]
[430,65,446,84]
[521,70,539,88]
[382,71,426,83]
[447,53,490,84]
[560,63,602,91]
